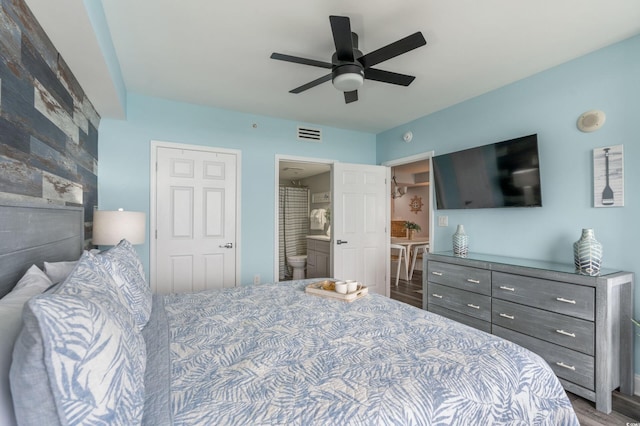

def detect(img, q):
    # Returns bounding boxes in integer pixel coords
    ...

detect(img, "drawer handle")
[556,362,576,371]
[499,313,515,320]
[499,286,515,292]
[432,293,443,299]
[555,329,576,338]
[556,297,576,304]
[467,279,480,284]
[467,303,480,310]
[431,271,443,276]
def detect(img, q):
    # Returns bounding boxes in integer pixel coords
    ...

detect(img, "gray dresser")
[424,251,634,414]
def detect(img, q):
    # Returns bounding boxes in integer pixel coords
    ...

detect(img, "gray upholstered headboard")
[0,201,83,298]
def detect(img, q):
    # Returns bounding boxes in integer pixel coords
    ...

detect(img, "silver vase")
[452,224,469,257]
[573,228,603,276]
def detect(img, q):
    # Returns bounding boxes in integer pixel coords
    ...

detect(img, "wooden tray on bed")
[305,280,369,302]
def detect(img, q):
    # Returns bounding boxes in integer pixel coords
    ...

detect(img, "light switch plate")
[438,216,449,227]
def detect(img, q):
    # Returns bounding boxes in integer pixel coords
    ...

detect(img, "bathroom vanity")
[307,235,330,278]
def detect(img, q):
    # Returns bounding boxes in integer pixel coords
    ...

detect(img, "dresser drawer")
[493,325,594,391]
[492,272,594,321]
[427,283,491,322]
[492,299,594,355]
[427,261,491,295]
[428,304,491,333]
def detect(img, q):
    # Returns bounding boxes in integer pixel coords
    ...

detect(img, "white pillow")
[43,261,77,284]
[7,265,53,296]
[0,265,53,426]
[43,250,100,284]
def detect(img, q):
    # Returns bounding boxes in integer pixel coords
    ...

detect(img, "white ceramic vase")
[573,228,603,276]
[452,224,469,257]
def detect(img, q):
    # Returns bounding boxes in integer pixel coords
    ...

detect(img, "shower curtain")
[279,186,309,280]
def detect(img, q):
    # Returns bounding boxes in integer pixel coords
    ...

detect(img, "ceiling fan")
[270,15,427,104]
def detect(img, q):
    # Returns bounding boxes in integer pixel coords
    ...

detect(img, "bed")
[1,201,579,425]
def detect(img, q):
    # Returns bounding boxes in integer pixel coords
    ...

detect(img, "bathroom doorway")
[275,156,332,281]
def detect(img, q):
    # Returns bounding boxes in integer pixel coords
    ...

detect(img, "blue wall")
[378,34,640,371]
[98,93,376,284]
[99,33,639,372]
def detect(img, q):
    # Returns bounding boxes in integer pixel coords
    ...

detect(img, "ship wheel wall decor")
[409,195,423,213]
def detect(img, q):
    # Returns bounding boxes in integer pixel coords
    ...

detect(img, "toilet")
[287,255,307,280]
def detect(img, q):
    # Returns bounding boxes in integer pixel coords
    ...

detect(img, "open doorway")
[391,162,431,241]
[383,152,434,308]
[275,157,332,282]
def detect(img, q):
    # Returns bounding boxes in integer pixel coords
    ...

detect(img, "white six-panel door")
[332,163,388,295]
[153,144,238,293]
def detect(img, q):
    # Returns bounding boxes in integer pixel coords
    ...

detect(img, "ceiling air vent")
[297,126,322,142]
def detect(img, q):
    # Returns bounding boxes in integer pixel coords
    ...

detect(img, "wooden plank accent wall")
[0,0,100,245]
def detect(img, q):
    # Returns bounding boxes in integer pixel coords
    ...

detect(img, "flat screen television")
[432,134,542,209]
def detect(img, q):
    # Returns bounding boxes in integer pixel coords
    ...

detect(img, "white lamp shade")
[93,210,146,245]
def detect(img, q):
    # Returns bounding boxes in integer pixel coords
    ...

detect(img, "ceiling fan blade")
[329,15,354,62]
[270,52,332,69]
[358,32,426,69]
[344,90,358,103]
[365,68,416,86]
[290,73,332,94]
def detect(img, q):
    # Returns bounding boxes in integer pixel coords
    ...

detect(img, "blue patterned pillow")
[54,251,133,319]
[11,293,146,426]
[96,239,152,330]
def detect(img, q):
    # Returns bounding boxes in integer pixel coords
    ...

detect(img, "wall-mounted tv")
[433,134,542,209]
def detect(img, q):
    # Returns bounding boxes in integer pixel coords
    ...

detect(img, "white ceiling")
[25,0,640,134]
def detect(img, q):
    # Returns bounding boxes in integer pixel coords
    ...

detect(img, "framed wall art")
[593,144,623,207]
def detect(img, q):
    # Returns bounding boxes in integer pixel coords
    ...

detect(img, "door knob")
[337,240,348,245]
[219,243,233,248]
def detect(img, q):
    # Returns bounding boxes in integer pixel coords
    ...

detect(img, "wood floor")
[391,270,640,425]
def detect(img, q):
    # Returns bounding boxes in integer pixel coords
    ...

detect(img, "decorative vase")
[452,224,469,257]
[573,228,603,276]
[408,229,414,240]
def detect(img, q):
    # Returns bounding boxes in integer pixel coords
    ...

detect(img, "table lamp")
[93,208,146,245]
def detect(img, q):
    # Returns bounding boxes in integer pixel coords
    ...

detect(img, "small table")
[391,237,430,254]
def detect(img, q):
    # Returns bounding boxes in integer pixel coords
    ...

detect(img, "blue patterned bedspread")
[142,279,578,425]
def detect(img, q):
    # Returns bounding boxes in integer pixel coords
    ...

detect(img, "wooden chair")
[390,244,408,286]
[409,243,429,280]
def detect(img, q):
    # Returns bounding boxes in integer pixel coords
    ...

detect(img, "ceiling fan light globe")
[332,64,365,92]
[332,72,364,92]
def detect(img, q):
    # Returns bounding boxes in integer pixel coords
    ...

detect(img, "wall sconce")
[403,131,413,143]
[93,208,146,245]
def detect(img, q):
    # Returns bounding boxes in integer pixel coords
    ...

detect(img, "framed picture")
[593,144,623,207]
